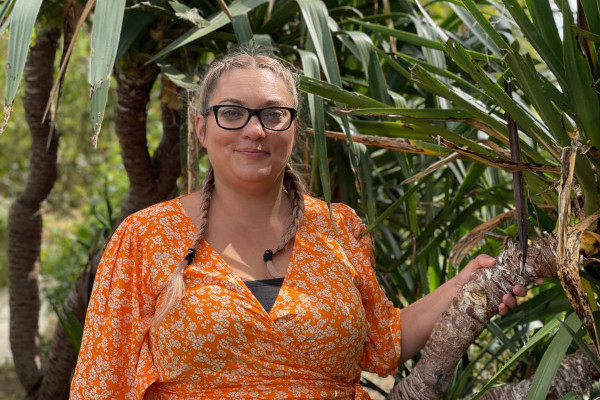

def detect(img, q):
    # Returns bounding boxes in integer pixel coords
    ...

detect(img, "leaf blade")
[4,0,42,105]
[89,0,126,143]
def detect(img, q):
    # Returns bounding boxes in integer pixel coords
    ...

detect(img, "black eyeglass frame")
[202,104,297,131]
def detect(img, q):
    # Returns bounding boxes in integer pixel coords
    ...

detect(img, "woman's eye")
[220,108,245,120]
[263,110,285,121]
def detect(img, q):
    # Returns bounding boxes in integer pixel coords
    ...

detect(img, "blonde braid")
[270,165,305,256]
[152,167,215,326]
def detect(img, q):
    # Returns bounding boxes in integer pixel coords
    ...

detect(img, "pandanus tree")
[296,0,600,398]
[2,0,600,399]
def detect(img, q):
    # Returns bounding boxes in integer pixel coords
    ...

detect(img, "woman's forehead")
[217,67,283,85]
[210,67,295,103]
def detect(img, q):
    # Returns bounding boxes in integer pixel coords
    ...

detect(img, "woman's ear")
[195,114,206,146]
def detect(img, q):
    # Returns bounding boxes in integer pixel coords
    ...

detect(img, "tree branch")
[387,235,599,399]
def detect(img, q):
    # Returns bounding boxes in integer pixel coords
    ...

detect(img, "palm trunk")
[8,25,61,397]
[114,67,180,224]
[387,234,598,399]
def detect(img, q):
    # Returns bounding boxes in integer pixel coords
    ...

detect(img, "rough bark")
[8,26,61,397]
[114,65,181,224]
[38,63,182,400]
[479,348,600,399]
[387,235,599,399]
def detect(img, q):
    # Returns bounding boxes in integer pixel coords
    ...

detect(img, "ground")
[0,361,24,400]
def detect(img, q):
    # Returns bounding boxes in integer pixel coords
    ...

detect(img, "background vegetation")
[1,0,599,399]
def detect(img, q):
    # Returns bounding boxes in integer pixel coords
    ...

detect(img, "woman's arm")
[398,254,530,364]
[70,218,158,399]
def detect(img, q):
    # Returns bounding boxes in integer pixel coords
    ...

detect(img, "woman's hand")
[456,254,542,316]
[399,253,542,362]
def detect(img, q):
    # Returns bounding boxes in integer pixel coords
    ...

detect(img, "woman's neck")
[210,179,290,227]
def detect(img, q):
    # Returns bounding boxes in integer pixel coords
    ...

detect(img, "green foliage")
[3,0,600,398]
[0,26,128,304]
[53,304,83,353]
[41,190,118,305]
[89,0,126,143]
[3,0,42,106]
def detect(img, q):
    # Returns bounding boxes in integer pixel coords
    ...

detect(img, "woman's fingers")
[502,293,517,308]
[498,303,509,316]
[512,284,527,297]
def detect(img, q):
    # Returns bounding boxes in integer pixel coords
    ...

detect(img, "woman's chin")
[228,171,279,190]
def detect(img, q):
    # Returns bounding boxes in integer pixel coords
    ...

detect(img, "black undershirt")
[243,277,285,313]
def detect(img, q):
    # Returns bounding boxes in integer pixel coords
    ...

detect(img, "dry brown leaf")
[216,0,233,19]
[401,153,460,185]
[557,147,600,356]
[450,210,516,266]
[580,231,600,257]
[159,78,182,110]
[43,0,96,125]
[478,139,511,159]
[437,137,561,174]
[304,128,438,155]
[458,118,507,144]
[0,102,12,136]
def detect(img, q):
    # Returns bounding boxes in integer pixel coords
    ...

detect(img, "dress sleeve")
[70,216,159,399]
[333,204,402,377]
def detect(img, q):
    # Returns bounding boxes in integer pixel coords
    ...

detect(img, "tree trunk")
[8,25,61,398]
[387,235,599,399]
[114,66,181,224]
[39,64,182,400]
[480,348,600,399]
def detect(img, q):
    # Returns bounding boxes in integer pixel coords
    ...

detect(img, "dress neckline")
[175,196,300,318]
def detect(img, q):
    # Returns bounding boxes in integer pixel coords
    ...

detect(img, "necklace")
[263,249,286,278]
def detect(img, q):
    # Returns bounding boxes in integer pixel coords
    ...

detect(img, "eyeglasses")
[203,105,296,131]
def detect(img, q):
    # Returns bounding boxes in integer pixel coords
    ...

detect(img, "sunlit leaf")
[89,0,126,144]
[298,49,330,206]
[3,0,42,133]
[562,0,600,150]
[0,0,15,33]
[473,315,565,399]
[527,313,581,400]
[147,0,269,64]
[232,13,253,46]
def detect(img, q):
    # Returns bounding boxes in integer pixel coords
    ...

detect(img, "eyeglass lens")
[216,106,293,131]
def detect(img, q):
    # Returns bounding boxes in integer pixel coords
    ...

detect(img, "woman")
[70,49,528,399]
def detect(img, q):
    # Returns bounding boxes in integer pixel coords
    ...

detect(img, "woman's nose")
[242,115,266,140]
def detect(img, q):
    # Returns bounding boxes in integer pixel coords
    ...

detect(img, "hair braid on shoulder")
[271,165,305,256]
[152,167,215,326]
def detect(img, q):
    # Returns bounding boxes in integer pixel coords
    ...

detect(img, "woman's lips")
[235,148,269,157]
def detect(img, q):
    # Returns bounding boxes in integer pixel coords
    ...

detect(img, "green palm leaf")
[147,0,269,64]
[89,0,126,146]
[1,0,42,135]
[298,49,330,206]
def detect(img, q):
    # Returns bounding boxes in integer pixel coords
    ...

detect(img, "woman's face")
[195,67,298,195]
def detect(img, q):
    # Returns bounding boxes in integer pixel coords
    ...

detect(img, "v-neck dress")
[70,195,402,399]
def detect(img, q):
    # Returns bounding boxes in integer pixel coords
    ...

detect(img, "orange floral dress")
[70,195,402,399]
